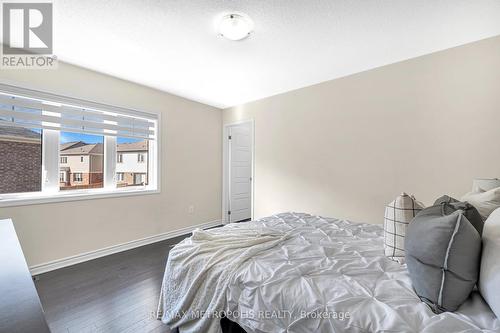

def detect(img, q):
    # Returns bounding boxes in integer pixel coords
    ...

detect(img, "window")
[134,173,147,185]
[116,138,149,187]
[0,84,158,206]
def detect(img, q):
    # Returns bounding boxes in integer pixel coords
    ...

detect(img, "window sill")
[0,187,160,208]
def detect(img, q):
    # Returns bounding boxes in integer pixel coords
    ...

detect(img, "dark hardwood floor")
[34,235,190,333]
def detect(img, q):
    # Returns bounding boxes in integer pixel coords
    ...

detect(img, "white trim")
[104,136,117,189]
[222,119,255,224]
[151,110,162,193]
[42,129,60,193]
[0,187,160,208]
[29,219,222,275]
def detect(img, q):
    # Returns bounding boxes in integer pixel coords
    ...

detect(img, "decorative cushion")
[405,204,482,313]
[479,208,500,318]
[383,193,424,262]
[434,195,484,235]
[461,187,500,221]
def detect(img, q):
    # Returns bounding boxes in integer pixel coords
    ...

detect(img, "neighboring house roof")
[60,143,103,155]
[60,141,87,151]
[117,141,148,152]
[0,124,41,143]
[59,140,147,155]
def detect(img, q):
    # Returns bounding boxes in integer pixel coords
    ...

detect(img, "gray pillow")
[405,204,482,313]
[434,195,484,235]
[434,195,459,205]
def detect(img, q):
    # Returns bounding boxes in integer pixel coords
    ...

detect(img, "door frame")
[222,119,255,224]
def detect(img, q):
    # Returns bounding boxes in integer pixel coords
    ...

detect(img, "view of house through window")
[0,125,42,194]
[0,86,157,202]
[116,138,149,187]
[59,132,104,191]
[1,129,152,195]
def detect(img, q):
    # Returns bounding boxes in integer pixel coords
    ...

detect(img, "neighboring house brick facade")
[0,125,42,194]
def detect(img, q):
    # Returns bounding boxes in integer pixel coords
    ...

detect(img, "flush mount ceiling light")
[218,13,254,41]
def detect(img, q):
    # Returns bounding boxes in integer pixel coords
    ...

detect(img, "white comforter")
[158,223,292,332]
[161,213,500,333]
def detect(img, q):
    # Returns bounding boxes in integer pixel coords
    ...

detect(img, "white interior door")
[228,122,252,222]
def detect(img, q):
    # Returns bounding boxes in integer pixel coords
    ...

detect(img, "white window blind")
[0,85,157,140]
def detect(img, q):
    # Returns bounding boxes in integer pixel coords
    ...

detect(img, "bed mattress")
[224,213,500,333]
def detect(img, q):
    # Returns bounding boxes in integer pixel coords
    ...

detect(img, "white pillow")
[479,208,500,318]
[461,187,500,220]
[384,193,424,263]
[472,178,500,192]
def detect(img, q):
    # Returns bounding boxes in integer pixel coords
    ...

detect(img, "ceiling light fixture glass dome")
[218,13,254,41]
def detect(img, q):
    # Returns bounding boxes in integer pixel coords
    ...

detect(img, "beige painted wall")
[224,36,500,224]
[0,62,222,266]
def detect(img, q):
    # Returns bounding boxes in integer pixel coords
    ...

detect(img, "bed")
[158,212,500,333]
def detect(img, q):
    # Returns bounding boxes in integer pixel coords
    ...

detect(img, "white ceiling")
[52,0,500,108]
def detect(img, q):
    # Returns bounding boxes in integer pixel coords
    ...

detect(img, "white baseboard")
[29,219,222,275]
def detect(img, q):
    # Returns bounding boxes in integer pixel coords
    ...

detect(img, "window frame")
[0,83,161,207]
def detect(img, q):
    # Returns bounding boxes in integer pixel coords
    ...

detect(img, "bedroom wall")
[0,62,222,267]
[223,35,500,224]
